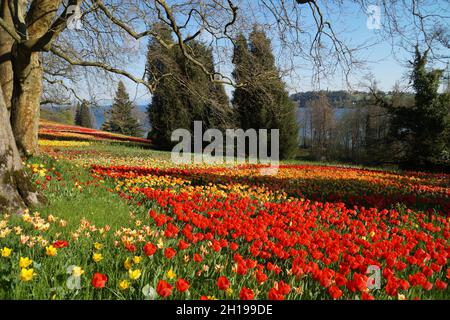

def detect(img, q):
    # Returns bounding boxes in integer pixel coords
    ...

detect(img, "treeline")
[146,24,298,159]
[299,48,450,171]
[291,90,414,109]
[297,95,392,164]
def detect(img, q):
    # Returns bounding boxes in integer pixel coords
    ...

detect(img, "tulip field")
[0,122,448,300]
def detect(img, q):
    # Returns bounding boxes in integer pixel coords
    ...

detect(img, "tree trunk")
[10,45,43,155]
[0,84,41,214]
[0,1,13,113]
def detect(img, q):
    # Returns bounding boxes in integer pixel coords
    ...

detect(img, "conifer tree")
[102,81,142,137]
[387,47,450,170]
[146,24,189,149]
[146,25,233,150]
[232,28,299,159]
[176,41,233,132]
[74,100,94,128]
[232,34,253,129]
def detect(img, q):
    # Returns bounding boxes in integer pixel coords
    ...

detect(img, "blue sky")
[80,1,449,105]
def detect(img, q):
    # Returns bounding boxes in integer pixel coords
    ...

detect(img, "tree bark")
[0,84,41,214]
[0,1,13,113]
[7,0,62,156]
[10,45,42,155]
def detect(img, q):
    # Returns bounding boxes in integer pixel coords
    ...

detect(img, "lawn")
[0,123,448,300]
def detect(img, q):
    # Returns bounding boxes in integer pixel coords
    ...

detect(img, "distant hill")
[290,90,417,109]
[290,90,380,109]
[40,106,75,125]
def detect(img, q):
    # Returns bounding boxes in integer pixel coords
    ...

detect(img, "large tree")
[309,94,335,161]
[146,24,190,149]
[386,48,450,170]
[232,28,299,159]
[0,0,80,213]
[75,100,94,128]
[177,40,233,132]
[147,27,233,150]
[0,85,41,213]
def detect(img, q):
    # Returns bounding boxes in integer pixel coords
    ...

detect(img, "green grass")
[27,154,140,232]
[40,108,74,125]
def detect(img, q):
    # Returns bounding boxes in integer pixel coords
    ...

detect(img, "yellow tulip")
[157,238,164,249]
[128,269,141,280]
[19,257,33,268]
[92,252,103,263]
[20,268,35,282]
[119,279,130,290]
[1,247,12,258]
[72,266,85,277]
[124,258,132,270]
[94,242,103,250]
[45,245,57,257]
[133,256,141,264]
[166,268,176,280]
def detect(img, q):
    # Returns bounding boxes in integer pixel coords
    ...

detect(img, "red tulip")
[176,278,190,293]
[328,286,342,299]
[53,240,69,248]
[157,280,173,298]
[178,240,190,250]
[268,288,284,300]
[193,253,203,263]
[91,273,108,289]
[436,280,447,290]
[277,281,291,295]
[217,276,230,291]
[255,270,268,284]
[164,248,176,259]
[239,287,254,300]
[143,242,156,256]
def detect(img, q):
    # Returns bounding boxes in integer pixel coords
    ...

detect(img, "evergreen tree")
[146,24,189,149]
[146,25,233,150]
[387,47,450,170]
[176,41,233,132]
[232,28,299,159]
[102,81,142,137]
[74,100,94,128]
[232,34,253,129]
[74,104,82,125]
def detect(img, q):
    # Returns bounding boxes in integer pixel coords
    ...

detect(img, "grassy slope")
[28,154,137,231]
